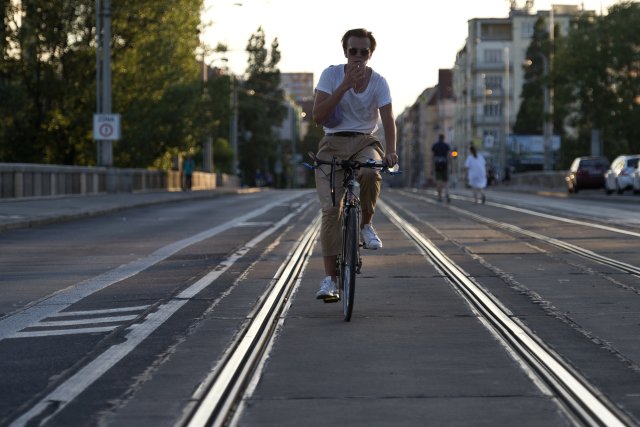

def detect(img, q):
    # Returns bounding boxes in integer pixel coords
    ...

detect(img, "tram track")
[379,200,635,427]
[183,214,321,427]
[4,195,316,427]
[397,190,640,279]
[184,191,639,426]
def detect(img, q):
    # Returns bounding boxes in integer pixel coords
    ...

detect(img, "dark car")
[565,156,609,193]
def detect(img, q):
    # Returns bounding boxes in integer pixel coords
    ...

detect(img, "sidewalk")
[0,188,252,232]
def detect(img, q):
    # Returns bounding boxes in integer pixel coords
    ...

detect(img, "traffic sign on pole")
[93,114,121,141]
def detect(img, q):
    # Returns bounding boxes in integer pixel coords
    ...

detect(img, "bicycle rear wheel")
[340,205,359,321]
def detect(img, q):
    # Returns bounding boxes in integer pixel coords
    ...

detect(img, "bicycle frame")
[339,165,362,321]
[304,153,400,321]
[340,164,362,269]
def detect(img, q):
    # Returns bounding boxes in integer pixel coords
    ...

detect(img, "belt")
[326,131,368,137]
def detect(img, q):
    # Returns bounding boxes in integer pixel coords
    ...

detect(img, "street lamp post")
[526,6,555,171]
[525,52,553,171]
[502,47,510,179]
[200,60,213,173]
[95,0,113,167]
[229,75,239,179]
[540,53,554,171]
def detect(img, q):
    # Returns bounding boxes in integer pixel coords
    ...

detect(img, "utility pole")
[95,0,113,167]
[501,46,510,179]
[539,8,555,171]
[201,59,213,172]
[541,53,552,171]
[229,76,239,178]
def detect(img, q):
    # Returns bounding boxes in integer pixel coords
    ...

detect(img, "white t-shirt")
[464,154,487,189]
[315,64,392,134]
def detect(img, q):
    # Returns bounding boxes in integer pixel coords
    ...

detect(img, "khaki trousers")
[315,134,384,256]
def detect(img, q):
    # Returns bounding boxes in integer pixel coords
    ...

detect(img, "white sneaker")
[361,224,382,250]
[316,276,338,301]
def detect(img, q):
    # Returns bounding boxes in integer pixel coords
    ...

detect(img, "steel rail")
[379,200,633,427]
[184,214,321,427]
[401,191,640,278]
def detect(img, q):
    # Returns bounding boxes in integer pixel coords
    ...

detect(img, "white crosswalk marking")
[48,305,150,317]
[10,306,149,339]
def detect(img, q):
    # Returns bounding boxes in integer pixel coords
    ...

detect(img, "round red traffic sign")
[99,123,114,138]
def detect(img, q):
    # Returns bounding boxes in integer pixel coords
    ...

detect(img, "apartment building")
[279,72,315,141]
[396,70,455,188]
[452,3,590,174]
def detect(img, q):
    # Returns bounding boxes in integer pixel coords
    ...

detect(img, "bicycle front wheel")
[340,206,359,321]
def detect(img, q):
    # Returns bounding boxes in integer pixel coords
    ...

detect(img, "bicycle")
[305,153,400,321]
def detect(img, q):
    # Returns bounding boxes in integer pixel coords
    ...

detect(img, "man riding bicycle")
[312,28,398,301]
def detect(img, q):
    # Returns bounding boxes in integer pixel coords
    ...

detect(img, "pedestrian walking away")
[311,28,398,302]
[464,144,487,204]
[182,155,195,191]
[431,134,451,203]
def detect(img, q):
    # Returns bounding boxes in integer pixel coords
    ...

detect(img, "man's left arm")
[379,103,397,167]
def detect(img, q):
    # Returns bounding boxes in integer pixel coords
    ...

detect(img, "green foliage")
[514,17,549,135]
[519,2,640,167]
[0,0,235,170]
[0,0,96,164]
[237,27,287,186]
[213,137,233,174]
[1,2,291,177]
[299,121,325,188]
[110,0,204,167]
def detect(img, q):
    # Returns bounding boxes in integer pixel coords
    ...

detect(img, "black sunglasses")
[347,47,370,57]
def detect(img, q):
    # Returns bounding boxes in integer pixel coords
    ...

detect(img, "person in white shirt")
[312,28,398,302]
[464,145,487,204]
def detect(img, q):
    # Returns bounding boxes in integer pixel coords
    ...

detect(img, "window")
[485,75,502,89]
[484,102,503,117]
[521,21,535,38]
[483,130,499,148]
[484,49,503,63]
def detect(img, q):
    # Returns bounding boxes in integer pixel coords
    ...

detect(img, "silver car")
[604,155,640,194]
[633,168,640,194]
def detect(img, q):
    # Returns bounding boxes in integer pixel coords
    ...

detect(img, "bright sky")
[201,0,625,113]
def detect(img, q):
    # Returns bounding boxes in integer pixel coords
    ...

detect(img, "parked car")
[633,168,640,194]
[604,155,640,194]
[565,156,609,193]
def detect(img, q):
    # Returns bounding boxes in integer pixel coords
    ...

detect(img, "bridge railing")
[0,163,239,199]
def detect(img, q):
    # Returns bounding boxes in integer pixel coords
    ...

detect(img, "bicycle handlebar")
[303,153,401,207]
[303,153,401,175]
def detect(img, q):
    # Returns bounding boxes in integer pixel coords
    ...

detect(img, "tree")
[299,121,325,188]
[598,2,640,154]
[514,17,550,135]
[237,27,286,186]
[111,0,205,167]
[0,1,96,164]
[0,0,214,170]
[552,2,640,163]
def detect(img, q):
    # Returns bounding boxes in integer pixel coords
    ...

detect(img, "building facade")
[396,70,455,188]
[451,4,590,175]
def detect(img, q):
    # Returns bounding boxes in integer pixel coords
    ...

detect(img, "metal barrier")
[0,163,239,199]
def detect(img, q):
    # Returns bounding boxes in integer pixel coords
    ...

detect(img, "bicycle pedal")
[323,295,340,303]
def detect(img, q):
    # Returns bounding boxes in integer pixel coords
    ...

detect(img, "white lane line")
[35,315,138,328]
[399,189,640,237]
[9,199,314,427]
[13,326,118,338]
[380,200,630,427]
[48,305,150,317]
[0,191,309,342]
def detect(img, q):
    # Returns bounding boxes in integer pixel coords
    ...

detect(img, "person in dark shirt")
[182,155,194,191]
[431,134,450,202]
